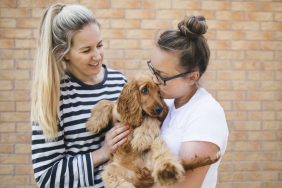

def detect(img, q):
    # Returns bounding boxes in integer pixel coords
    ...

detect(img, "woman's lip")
[88,61,100,66]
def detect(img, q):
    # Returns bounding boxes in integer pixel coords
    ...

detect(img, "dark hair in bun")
[178,16,208,39]
[157,15,210,77]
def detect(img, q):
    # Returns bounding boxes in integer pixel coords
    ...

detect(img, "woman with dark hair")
[148,16,229,188]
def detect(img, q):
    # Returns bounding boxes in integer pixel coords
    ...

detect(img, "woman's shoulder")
[195,88,224,112]
[106,66,126,79]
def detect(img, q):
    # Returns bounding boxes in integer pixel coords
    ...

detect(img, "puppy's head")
[117,75,168,128]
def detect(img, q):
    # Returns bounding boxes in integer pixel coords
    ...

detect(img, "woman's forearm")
[92,147,110,167]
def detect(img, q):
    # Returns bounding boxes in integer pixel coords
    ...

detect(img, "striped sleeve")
[32,124,94,188]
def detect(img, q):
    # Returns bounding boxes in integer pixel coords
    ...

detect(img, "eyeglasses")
[147,60,194,86]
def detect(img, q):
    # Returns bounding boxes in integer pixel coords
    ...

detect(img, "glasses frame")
[147,60,194,86]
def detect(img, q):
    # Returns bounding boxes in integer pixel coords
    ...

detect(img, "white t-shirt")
[161,87,229,188]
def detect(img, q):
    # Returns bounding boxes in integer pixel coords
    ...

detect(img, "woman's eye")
[141,86,149,95]
[97,44,103,48]
[82,49,90,53]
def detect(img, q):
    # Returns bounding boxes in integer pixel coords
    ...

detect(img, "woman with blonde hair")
[31,3,130,187]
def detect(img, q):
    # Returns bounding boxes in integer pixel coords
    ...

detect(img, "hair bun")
[178,16,208,39]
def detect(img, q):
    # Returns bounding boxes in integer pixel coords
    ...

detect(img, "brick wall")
[0,0,281,187]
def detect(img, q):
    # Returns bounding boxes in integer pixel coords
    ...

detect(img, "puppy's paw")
[156,161,184,186]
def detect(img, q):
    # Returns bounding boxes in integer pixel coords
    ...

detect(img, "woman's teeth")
[90,62,99,66]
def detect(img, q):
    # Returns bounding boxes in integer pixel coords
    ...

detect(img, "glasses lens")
[147,61,165,85]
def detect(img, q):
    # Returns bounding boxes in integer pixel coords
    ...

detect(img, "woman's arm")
[32,123,129,188]
[32,124,94,188]
[153,141,219,188]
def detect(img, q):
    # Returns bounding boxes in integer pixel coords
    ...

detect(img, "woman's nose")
[92,50,101,61]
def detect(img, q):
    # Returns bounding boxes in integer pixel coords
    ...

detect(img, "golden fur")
[86,75,220,187]
[86,75,184,187]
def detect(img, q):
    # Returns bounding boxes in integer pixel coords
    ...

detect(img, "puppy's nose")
[155,105,163,115]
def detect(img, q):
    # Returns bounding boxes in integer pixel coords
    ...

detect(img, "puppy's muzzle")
[154,105,164,115]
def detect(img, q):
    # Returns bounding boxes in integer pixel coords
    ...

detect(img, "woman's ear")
[117,81,143,127]
[187,71,200,83]
[64,52,70,61]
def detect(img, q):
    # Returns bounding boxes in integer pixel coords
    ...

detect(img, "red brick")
[124,49,150,59]
[0,154,30,164]
[217,50,245,60]
[248,111,275,121]
[15,165,33,175]
[202,1,230,10]
[16,123,31,132]
[141,20,172,29]
[95,9,124,18]
[232,121,261,131]
[125,10,155,19]
[274,12,282,21]
[0,102,15,111]
[111,0,141,8]
[248,131,277,141]
[110,19,140,29]
[0,8,31,18]
[0,144,14,154]
[0,39,14,48]
[109,39,139,49]
[15,39,36,48]
[259,2,282,12]
[143,0,171,9]
[15,144,31,154]
[14,80,31,90]
[0,133,30,144]
[156,10,185,19]
[216,31,245,40]
[261,22,282,31]
[0,18,16,28]
[0,166,14,177]
[0,70,30,80]
[216,11,244,20]
[16,102,30,112]
[0,122,15,132]
[1,112,30,122]
[247,71,274,80]
[246,12,273,21]
[0,81,13,90]
[0,175,29,185]
[16,18,40,28]
[125,30,156,39]
[80,0,110,9]
[0,28,33,39]
[231,2,258,11]
[0,0,17,7]
[246,51,274,60]
[232,21,260,30]
[172,1,200,10]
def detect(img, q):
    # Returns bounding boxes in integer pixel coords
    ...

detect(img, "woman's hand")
[102,123,131,158]
[92,123,130,166]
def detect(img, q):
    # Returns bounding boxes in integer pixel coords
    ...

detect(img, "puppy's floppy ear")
[86,100,114,133]
[117,81,143,126]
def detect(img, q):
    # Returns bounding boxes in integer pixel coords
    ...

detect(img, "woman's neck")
[174,85,198,109]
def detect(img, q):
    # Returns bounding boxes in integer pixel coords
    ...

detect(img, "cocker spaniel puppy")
[86,75,184,187]
[86,75,220,188]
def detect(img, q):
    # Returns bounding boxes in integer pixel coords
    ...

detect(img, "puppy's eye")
[141,86,149,95]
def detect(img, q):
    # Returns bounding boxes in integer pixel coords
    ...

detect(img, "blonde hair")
[31,3,99,140]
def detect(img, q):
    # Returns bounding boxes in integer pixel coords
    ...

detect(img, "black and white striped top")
[32,65,126,188]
